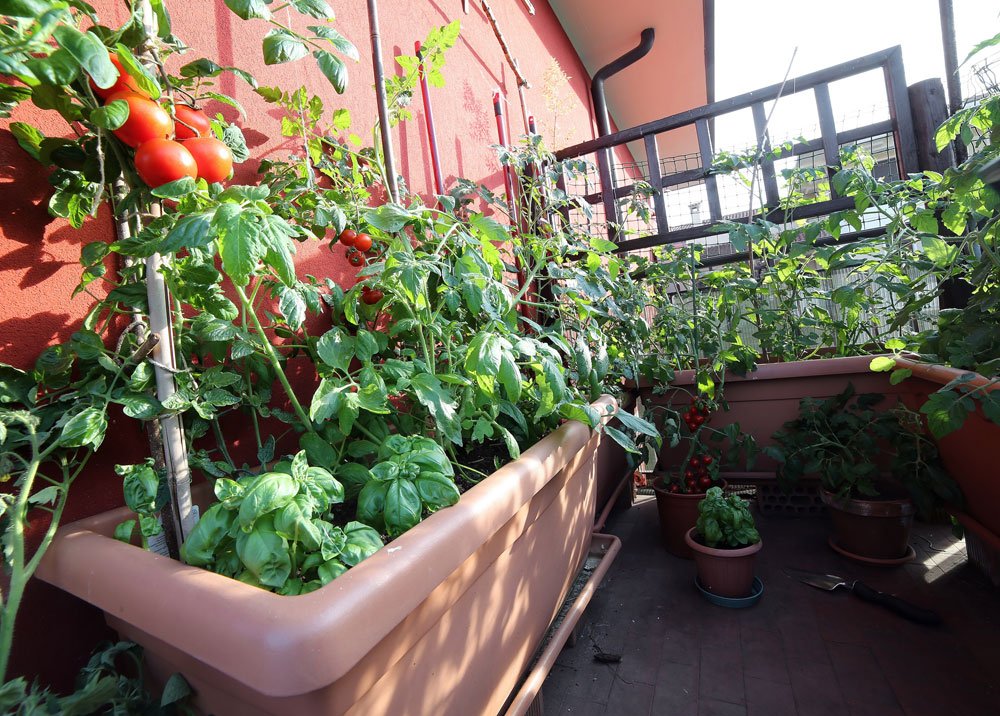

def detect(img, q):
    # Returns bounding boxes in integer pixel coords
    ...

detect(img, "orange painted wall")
[0,0,602,688]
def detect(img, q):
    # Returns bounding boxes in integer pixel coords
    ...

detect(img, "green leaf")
[291,0,333,19]
[215,205,263,286]
[0,0,52,18]
[114,519,137,544]
[309,378,344,423]
[278,286,306,329]
[340,521,382,566]
[180,503,235,565]
[414,472,460,511]
[313,50,348,93]
[384,479,422,538]
[316,328,355,372]
[162,213,214,253]
[889,368,913,386]
[317,559,347,584]
[309,26,360,61]
[236,518,291,587]
[223,123,251,162]
[919,236,958,268]
[411,372,462,445]
[119,394,162,419]
[470,213,510,244]
[122,464,158,513]
[9,122,43,160]
[223,0,271,20]
[159,674,192,707]
[152,177,197,199]
[25,49,79,87]
[263,29,309,65]
[237,472,299,530]
[89,99,129,130]
[113,44,161,99]
[920,390,971,439]
[911,210,938,235]
[365,203,412,232]
[869,356,895,373]
[300,431,337,469]
[59,407,107,449]
[53,26,116,89]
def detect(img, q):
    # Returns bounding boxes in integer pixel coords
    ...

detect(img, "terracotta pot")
[820,488,915,560]
[895,359,998,538]
[37,398,617,716]
[651,476,726,559]
[684,527,762,598]
[650,356,931,472]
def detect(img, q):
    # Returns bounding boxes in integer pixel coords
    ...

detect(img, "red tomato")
[702,454,714,466]
[698,476,713,489]
[353,232,373,252]
[109,92,173,148]
[689,457,701,468]
[339,229,358,246]
[684,469,694,480]
[362,288,384,305]
[182,137,233,184]
[693,414,705,426]
[173,104,211,140]
[348,252,365,267]
[90,54,146,100]
[668,484,680,494]
[134,139,197,188]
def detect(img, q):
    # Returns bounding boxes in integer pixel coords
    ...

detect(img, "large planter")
[37,397,617,716]
[646,356,932,473]
[684,527,762,598]
[895,359,1000,547]
[651,475,726,559]
[820,488,915,562]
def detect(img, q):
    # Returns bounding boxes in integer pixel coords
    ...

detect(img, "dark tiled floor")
[541,495,1000,716]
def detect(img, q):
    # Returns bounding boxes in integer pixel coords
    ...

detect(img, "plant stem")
[234,284,316,435]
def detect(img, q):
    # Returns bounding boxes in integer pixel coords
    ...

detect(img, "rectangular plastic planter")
[37,397,617,715]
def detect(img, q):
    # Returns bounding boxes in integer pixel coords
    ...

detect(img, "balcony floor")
[540,494,1000,716]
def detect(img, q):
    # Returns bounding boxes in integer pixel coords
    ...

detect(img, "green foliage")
[764,384,961,515]
[694,487,760,548]
[0,641,192,715]
[179,451,383,593]
[356,436,459,537]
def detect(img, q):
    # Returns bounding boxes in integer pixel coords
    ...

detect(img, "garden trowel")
[783,567,942,626]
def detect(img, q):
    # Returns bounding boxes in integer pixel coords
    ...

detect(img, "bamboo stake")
[368,0,400,203]
[138,0,197,543]
[480,0,530,89]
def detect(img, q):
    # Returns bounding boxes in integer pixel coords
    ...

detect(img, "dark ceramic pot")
[820,487,915,561]
[652,475,726,559]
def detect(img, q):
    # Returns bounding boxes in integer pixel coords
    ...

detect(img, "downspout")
[590,28,655,137]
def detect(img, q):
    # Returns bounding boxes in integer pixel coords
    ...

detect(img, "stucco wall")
[0,0,601,688]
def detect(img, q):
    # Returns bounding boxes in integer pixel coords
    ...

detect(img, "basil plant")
[181,451,383,595]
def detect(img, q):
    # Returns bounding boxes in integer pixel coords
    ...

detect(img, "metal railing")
[554,46,919,256]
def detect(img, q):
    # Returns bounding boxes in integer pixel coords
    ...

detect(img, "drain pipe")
[591,28,655,137]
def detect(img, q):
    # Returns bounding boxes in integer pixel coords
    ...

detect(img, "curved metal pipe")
[591,28,655,136]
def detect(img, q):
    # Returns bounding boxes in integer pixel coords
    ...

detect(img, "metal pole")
[416,41,445,199]
[367,0,400,203]
[938,0,967,162]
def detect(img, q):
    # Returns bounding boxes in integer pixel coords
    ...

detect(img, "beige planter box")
[37,397,617,715]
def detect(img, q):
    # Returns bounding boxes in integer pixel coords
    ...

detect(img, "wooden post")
[909,78,968,309]
[907,78,956,173]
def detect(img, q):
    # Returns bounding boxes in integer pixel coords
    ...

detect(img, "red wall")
[0,0,602,689]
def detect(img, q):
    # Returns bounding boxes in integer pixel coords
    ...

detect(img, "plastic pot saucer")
[695,576,764,608]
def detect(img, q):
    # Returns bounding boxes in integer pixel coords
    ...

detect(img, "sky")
[712,0,999,149]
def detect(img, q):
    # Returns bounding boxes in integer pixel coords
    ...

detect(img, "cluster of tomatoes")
[663,451,717,495]
[682,401,711,431]
[338,228,383,305]
[92,54,233,189]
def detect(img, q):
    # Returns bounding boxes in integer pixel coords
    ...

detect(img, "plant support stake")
[481,0,530,89]
[368,0,400,203]
[135,0,196,543]
[416,40,445,199]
